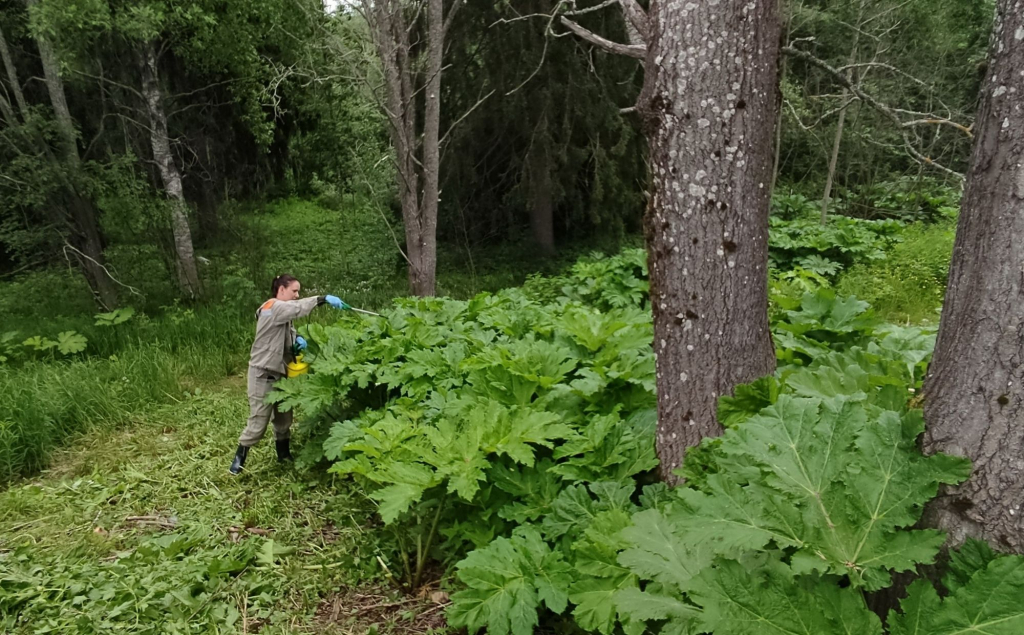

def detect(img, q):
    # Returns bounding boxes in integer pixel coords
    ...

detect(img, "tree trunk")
[139,41,202,300]
[820,0,864,225]
[0,23,29,120]
[820,104,848,224]
[25,2,118,309]
[528,116,556,256]
[411,0,443,297]
[364,0,448,297]
[770,50,785,197]
[922,0,1024,553]
[638,0,779,482]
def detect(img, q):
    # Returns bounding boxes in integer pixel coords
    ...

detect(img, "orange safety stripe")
[260,299,276,311]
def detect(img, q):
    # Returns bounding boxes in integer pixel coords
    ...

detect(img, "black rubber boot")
[228,445,249,475]
[275,438,292,462]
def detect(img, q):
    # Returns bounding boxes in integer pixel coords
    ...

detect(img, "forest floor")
[0,375,450,634]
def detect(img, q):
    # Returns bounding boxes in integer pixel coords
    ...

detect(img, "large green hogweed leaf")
[889,555,1024,635]
[447,526,574,635]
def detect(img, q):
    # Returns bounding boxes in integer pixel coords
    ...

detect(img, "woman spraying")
[229,274,350,475]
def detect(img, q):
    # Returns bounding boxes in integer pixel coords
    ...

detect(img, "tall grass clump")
[0,346,181,483]
[836,220,955,324]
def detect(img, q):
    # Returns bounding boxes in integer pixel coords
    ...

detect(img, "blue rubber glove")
[294,335,308,351]
[325,295,351,310]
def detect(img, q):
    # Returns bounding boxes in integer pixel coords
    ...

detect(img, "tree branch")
[617,0,649,41]
[558,16,646,59]
[903,118,973,138]
[439,89,495,146]
[782,45,964,178]
[442,0,462,37]
[564,0,619,16]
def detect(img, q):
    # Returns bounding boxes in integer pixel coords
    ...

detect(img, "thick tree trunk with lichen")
[922,0,1024,553]
[639,0,780,482]
[139,40,202,299]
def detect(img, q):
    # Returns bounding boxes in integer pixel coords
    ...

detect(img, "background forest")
[2,0,1020,634]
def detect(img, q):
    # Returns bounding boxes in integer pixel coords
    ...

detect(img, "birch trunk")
[139,41,201,299]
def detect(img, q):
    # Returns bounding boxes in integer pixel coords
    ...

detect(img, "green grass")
[0,304,258,484]
[836,220,956,324]
[0,385,449,634]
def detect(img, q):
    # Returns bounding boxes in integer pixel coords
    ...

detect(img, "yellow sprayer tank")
[286,354,310,378]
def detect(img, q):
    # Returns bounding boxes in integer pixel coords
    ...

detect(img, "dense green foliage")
[271,256,657,593]
[0,0,1008,632]
[768,215,904,277]
[262,245,1017,635]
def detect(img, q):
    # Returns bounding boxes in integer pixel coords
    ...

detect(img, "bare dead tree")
[558,2,972,181]
[781,44,971,179]
[820,0,867,225]
[356,0,462,296]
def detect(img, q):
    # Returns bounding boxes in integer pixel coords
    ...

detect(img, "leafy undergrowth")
[836,219,955,324]
[275,248,1024,635]
[0,383,447,634]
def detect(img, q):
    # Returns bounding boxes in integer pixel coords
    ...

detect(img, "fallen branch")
[245,527,272,536]
[62,243,145,302]
[125,515,177,529]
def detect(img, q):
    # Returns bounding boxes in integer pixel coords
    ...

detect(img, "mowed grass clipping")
[0,384,448,634]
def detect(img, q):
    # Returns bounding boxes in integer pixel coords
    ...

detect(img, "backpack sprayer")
[286,306,382,378]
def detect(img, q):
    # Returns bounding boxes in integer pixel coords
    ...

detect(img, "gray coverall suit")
[238,296,320,447]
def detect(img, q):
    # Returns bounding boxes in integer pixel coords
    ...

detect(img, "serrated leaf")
[915,556,1024,634]
[372,482,430,524]
[492,461,563,523]
[542,482,637,541]
[94,307,135,326]
[718,395,969,589]
[888,579,941,635]
[22,335,57,351]
[568,574,636,635]
[56,331,88,355]
[942,538,999,594]
[691,559,882,635]
[617,509,713,594]
[718,376,780,427]
[448,526,573,635]
[674,477,804,557]
[614,586,701,634]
